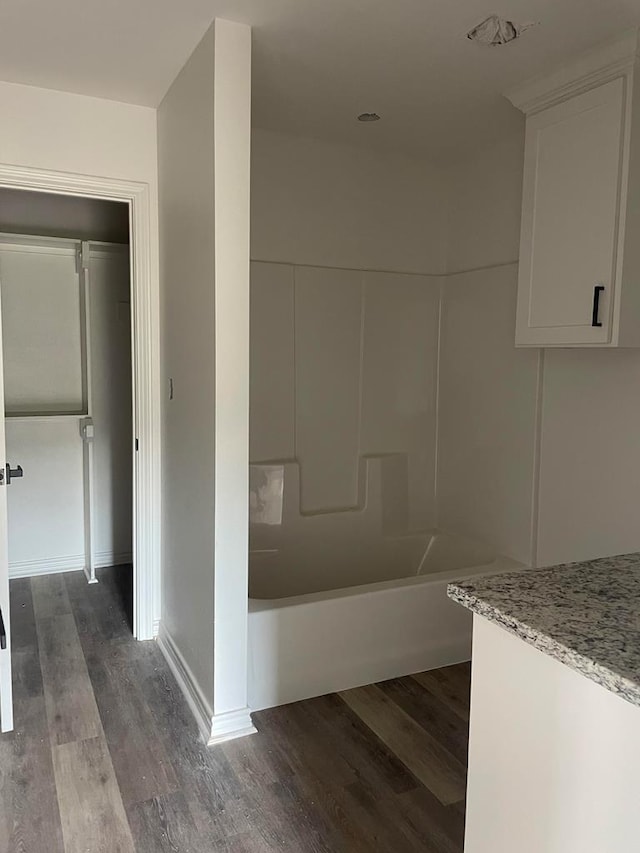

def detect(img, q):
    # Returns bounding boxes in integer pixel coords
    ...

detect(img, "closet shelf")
[5,411,88,421]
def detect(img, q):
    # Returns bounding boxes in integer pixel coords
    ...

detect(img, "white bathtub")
[248,530,520,711]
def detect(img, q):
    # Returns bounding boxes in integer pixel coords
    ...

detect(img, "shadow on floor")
[101,563,134,633]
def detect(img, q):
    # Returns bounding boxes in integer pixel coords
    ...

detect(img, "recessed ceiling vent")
[466,14,536,46]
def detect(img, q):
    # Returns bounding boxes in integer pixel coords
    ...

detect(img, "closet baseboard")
[9,551,133,579]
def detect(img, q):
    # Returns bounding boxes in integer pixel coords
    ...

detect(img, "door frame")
[0,164,160,641]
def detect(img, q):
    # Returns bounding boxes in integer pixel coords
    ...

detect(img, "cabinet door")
[516,78,625,346]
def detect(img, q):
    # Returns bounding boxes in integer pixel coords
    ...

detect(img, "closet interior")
[0,189,134,625]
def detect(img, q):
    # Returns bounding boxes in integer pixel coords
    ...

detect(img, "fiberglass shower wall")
[247,128,454,586]
[249,262,443,579]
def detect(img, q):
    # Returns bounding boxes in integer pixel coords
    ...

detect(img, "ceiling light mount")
[357,112,381,122]
[467,14,537,46]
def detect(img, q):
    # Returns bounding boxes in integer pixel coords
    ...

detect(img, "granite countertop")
[448,553,640,708]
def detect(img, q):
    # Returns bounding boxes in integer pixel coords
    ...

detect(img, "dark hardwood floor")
[0,567,469,852]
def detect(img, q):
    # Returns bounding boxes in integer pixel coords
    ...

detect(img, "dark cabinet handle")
[592,285,605,327]
[0,607,5,650]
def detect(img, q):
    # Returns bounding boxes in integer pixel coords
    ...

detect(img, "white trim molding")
[157,624,257,746]
[507,29,640,115]
[157,624,213,744]
[208,707,256,745]
[0,163,161,641]
[9,551,133,579]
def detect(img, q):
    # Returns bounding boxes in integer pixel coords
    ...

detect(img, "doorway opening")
[0,168,160,733]
[0,189,135,630]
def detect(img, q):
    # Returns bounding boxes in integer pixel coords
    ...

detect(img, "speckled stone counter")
[448,553,640,708]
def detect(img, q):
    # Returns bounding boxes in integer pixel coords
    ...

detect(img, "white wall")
[1,243,83,414]
[211,19,253,738]
[437,264,540,565]
[438,131,541,566]
[251,128,449,274]
[443,124,640,569]
[0,81,158,191]
[159,18,253,742]
[6,419,85,571]
[0,188,129,244]
[537,349,640,565]
[158,20,217,718]
[445,130,524,274]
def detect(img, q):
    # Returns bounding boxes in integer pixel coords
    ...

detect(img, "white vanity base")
[465,616,640,853]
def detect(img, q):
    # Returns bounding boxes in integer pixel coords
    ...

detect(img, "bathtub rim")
[249,555,524,612]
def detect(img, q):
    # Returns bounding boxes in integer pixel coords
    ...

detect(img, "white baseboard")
[84,565,99,585]
[156,624,214,744]
[156,623,256,746]
[208,707,257,746]
[9,551,133,579]
[152,618,161,638]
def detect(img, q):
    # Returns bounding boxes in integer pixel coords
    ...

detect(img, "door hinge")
[135,438,139,452]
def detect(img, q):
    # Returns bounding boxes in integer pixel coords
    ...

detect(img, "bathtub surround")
[247,119,640,715]
[248,391,521,712]
[250,262,441,525]
[250,457,444,599]
[250,130,449,543]
[249,128,543,587]
[158,19,254,745]
[243,128,536,714]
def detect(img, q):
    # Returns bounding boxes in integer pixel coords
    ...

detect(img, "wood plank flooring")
[0,568,470,852]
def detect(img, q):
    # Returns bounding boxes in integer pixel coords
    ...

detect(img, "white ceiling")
[2,0,640,160]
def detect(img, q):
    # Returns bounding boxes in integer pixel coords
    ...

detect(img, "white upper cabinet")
[519,80,623,346]
[509,32,640,347]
